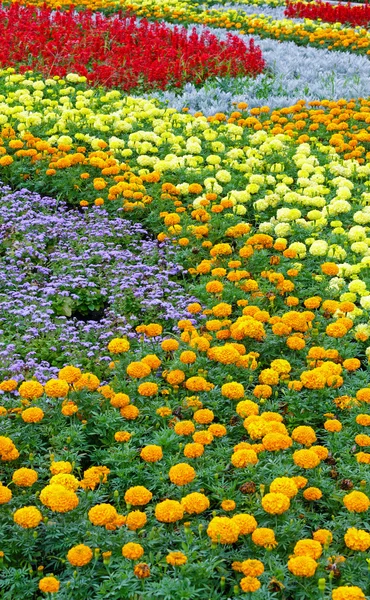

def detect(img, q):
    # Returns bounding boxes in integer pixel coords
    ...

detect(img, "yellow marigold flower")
[262,492,290,514]
[12,468,38,487]
[67,544,93,567]
[122,543,144,560]
[21,407,44,423]
[231,449,258,468]
[343,491,369,512]
[140,445,163,462]
[13,506,42,528]
[88,503,118,527]
[236,400,259,418]
[80,466,109,490]
[0,379,18,392]
[169,463,196,486]
[134,562,151,579]
[74,373,100,391]
[155,499,184,522]
[50,461,72,475]
[126,510,147,531]
[292,476,308,489]
[58,366,82,383]
[98,385,115,399]
[232,513,257,535]
[40,484,79,513]
[18,380,43,400]
[208,423,226,437]
[110,393,130,408]
[145,324,163,337]
[270,359,291,374]
[166,551,187,566]
[137,382,158,396]
[262,433,292,451]
[156,406,172,417]
[251,528,277,549]
[355,434,370,447]
[311,445,328,460]
[44,379,69,398]
[332,587,366,600]
[193,409,214,424]
[61,401,78,416]
[324,419,342,432]
[107,338,130,353]
[303,487,322,501]
[221,382,244,400]
[294,539,322,559]
[124,486,152,506]
[49,473,79,491]
[240,576,261,592]
[183,442,204,458]
[161,339,180,352]
[288,555,318,577]
[174,421,195,436]
[356,388,370,403]
[313,529,332,545]
[291,426,317,447]
[259,368,279,386]
[241,559,264,577]
[293,449,321,469]
[344,528,370,551]
[207,516,239,544]
[193,430,214,445]
[38,576,60,593]
[179,351,196,364]
[253,384,272,399]
[221,499,236,511]
[0,485,12,504]
[270,477,298,499]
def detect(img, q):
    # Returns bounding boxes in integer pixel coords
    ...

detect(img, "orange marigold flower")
[344,527,370,551]
[39,484,78,513]
[262,492,290,514]
[183,442,204,459]
[126,510,147,530]
[208,423,227,437]
[50,461,72,475]
[174,420,195,436]
[193,430,214,445]
[332,587,366,600]
[321,262,339,276]
[262,433,292,451]
[126,362,151,379]
[324,419,342,432]
[67,544,93,567]
[343,491,369,512]
[140,445,163,462]
[120,405,139,419]
[155,499,184,522]
[356,388,370,403]
[294,539,322,559]
[122,542,144,560]
[12,468,38,487]
[221,499,236,511]
[240,577,261,592]
[74,372,100,391]
[181,492,209,515]
[166,370,185,386]
[356,414,370,426]
[142,354,161,369]
[231,449,258,468]
[38,576,60,593]
[80,466,109,490]
[270,477,298,499]
[193,409,214,424]
[221,382,245,400]
[13,505,42,528]
[288,555,318,577]
[207,516,239,544]
[169,463,196,486]
[110,393,130,408]
[303,487,322,501]
[355,434,370,447]
[241,559,264,577]
[251,527,277,549]
[107,338,130,353]
[185,376,213,392]
[291,426,317,447]
[253,384,272,398]
[0,379,18,392]
[231,513,258,535]
[313,529,332,545]
[293,449,321,469]
[124,486,152,506]
[88,504,118,527]
[134,562,150,579]
[236,400,259,418]
[21,407,44,423]
[18,380,43,400]
[58,366,82,383]
[179,350,197,364]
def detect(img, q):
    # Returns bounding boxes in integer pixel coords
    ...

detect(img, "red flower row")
[285,0,370,27]
[0,4,265,90]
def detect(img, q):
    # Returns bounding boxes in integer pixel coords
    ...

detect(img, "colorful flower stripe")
[1,77,370,596]
[286,0,370,27]
[0,6,265,90]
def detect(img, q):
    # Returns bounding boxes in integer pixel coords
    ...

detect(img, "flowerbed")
[285,1,370,27]
[0,6,265,90]
[0,0,369,597]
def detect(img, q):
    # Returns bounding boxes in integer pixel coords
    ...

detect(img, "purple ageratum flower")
[0,184,202,381]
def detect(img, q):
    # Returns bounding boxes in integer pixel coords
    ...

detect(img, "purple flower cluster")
[0,184,200,381]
